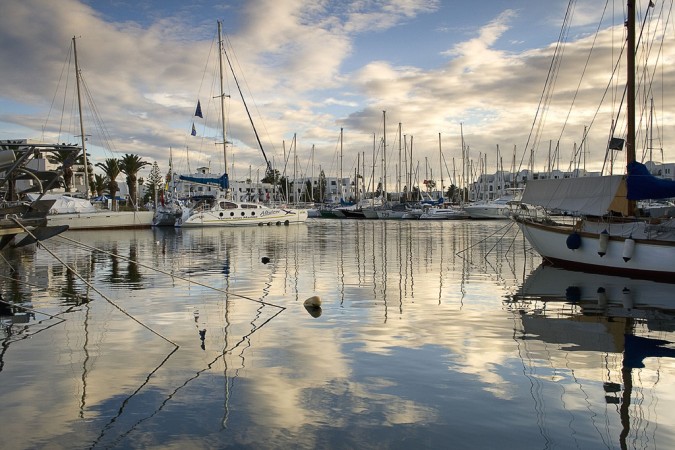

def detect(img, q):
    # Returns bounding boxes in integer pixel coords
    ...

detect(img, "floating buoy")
[261,256,271,264]
[304,295,322,307]
[622,287,633,310]
[622,237,635,262]
[303,295,322,318]
[598,230,609,257]
[597,287,607,308]
[566,232,582,250]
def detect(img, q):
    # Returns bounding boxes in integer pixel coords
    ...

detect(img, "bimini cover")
[627,161,675,200]
[521,175,624,216]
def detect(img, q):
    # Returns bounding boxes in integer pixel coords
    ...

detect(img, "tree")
[95,158,121,209]
[46,149,85,192]
[118,154,150,210]
[302,180,312,202]
[145,162,163,207]
[261,168,281,184]
[446,184,458,203]
[317,169,327,203]
[93,173,107,197]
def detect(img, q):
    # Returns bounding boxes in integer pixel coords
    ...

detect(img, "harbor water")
[1,219,675,449]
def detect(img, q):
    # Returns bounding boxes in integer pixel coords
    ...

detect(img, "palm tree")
[118,154,150,210]
[46,149,86,192]
[93,173,107,198]
[95,158,121,209]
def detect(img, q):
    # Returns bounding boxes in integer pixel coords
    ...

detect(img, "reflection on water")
[1,220,674,449]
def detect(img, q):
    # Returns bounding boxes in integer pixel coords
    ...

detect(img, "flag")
[191,122,197,136]
[194,100,203,118]
[609,137,624,150]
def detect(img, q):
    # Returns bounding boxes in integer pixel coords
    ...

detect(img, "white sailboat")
[511,1,675,281]
[178,22,307,228]
[26,37,154,231]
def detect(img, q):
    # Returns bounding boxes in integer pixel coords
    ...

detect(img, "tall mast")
[382,111,387,202]
[626,0,636,216]
[72,36,90,196]
[339,128,343,201]
[217,21,228,175]
[439,133,443,200]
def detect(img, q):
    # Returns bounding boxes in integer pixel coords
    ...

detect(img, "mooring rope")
[8,219,179,347]
[54,234,286,310]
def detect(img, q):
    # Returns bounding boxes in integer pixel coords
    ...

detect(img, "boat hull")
[464,205,509,219]
[46,210,154,230]
[180,208,308,227]
[515,218,675,281]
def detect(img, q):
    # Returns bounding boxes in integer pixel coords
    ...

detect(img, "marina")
[1,219,675,449]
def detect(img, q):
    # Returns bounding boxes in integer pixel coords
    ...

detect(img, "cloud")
[1,0,674,181]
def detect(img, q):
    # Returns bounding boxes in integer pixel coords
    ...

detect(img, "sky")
[1,0,673,186]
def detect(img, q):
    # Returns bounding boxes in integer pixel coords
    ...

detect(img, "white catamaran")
[178,21,307,228]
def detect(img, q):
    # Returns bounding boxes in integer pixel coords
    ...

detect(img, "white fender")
[598,230,609,257]
[622,237,635,262]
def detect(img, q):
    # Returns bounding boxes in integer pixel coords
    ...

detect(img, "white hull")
[515,217,675,280]
[180,205,308,227]
[46,210,154,230]
[514,265,675,311]
[464,204,509,219]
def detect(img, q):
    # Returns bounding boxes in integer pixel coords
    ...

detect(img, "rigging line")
[222,33,278,156]
[556,0,611,146]
[8,219,179,347]
[519,0,577,173]
[43,41,74,141]
[93,306,283,450]
[0,276,88,313]
[220,34,272,175]
[455,220,515,255]
[86,346,180,450]
[54,235,286,310]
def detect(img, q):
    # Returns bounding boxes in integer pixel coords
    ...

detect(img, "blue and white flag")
[191,122,197,136]
[194,100,203,118]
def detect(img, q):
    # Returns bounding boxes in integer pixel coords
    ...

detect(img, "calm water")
[1,219,675,449]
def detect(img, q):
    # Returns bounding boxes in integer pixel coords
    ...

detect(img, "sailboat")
[511,0,675,281]
[178,22,307,228]
[35,37,154,230]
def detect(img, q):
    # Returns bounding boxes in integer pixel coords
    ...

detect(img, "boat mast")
[217,21,228,179]
[626,0,636,216]
[439,133,443,201]
[72,36,90,196]
[382,111,387,202]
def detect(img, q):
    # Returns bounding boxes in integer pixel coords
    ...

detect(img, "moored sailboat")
[511,1,675,281]
[178,21,307,228]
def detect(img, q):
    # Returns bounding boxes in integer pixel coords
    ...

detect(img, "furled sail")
[179,173,229,189]
[627,161,675,200]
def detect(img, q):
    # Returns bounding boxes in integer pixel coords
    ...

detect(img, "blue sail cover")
[627,161,675,200]
[179,173,229,189]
